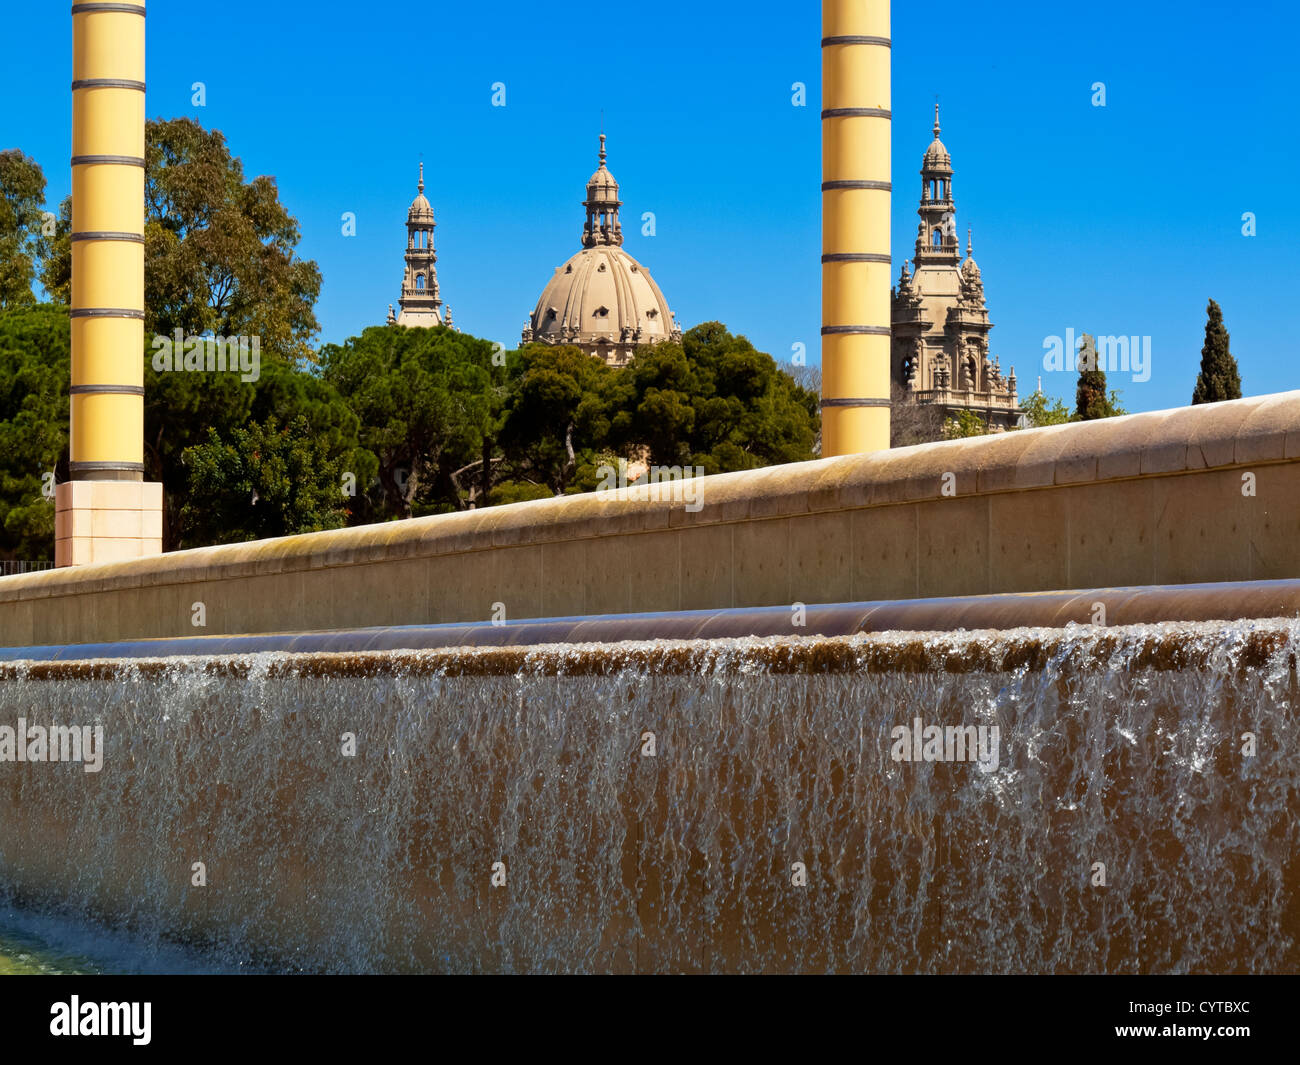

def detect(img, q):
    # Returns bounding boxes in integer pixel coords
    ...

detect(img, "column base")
[55,480,164,567]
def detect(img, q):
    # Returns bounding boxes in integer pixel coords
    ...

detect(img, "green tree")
[181,415,353,545]
[0,304,69,562]
[499,343,625,496]
[320,324,501,518]
[37,196,70,304]
[1192,298,1242,404]
[620,322,818,473]
[1074,333,1125,420]
[0,150,49,308]
[9,124,361,554]
[42,117,322,361]
[148,356,370,549]
[1020,391,1072,428]
[941,409,989,439]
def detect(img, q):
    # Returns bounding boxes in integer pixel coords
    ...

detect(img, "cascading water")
[1,618,1296,973]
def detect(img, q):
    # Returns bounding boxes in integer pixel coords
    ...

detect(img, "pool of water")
[0,904,242,975]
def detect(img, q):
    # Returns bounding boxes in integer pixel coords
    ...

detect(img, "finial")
[967,227,972,257]
[444,305,453,329]
[418,161,424,194]
[933,101,941,139]
[599,132,607,167]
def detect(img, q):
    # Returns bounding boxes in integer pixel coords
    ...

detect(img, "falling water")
[0,618,1296,973]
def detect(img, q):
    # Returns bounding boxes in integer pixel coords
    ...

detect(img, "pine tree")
[1191,299,1242,404]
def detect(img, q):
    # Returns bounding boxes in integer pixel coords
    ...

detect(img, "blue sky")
[2,0,1294,412]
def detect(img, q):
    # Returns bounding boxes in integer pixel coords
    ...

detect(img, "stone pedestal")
[55,481,163,568]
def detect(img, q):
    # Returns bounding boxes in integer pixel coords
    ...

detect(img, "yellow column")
[821,0,891,456]
[57,1,161,566]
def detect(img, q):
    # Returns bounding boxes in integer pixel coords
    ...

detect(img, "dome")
[924,138,951,167]
[522,134,680,366]
[408,162,435,222]
[587,164,619,203]
[408,193,433,219]
[922,104,952,170]
[525,244,678,367]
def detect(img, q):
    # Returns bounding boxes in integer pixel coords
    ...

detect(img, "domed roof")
[922,104,952,170]
[586,136,620,203]
[924,139,951,166]
[523,134,679,365]
[407,162,435,221]
[526,244,678,365]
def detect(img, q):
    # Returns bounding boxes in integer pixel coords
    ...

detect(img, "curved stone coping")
[3,390,1298,602]
[4,578,1297,662]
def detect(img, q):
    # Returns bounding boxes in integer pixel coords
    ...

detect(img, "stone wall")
[2,392,1299,648]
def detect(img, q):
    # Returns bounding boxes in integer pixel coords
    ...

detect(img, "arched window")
[415,274,425,290]
[932,228,943,248]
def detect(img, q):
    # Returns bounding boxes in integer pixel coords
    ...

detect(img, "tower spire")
[916,103,956,262]
[967,227,972,257]
[396,161,442,326]
[582,132,622,248]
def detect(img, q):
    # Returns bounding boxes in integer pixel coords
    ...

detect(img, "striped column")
[821,0,891,456]
[57,1,161,567]
[70,0,146,481]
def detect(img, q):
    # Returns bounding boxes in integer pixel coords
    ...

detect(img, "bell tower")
[891,109,1022,433]
[915,104,959,264]
[396,162,443,327]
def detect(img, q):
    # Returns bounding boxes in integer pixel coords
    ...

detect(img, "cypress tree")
[1192,299,1242,404]
[1075,334,1112,420]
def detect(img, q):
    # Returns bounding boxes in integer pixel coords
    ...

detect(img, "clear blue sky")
[2,0,1294,412]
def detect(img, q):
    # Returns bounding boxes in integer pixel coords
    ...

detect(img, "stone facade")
[522,136,681,366]
[892,108,1022,431]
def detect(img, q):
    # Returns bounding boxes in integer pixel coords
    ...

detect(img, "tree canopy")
[319,324,500,519]
[0,304,68,562]
[620,322,818,473]
[43,118,322,362]
[0,150,49,309]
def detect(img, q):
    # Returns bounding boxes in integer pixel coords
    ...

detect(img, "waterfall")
[1,619,1296,973]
